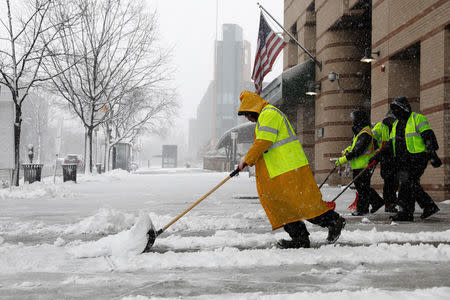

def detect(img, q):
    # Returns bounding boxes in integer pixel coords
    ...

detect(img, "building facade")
[188,24,252,162]
[283,0,449,200]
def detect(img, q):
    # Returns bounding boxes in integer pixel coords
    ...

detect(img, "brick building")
[282,0,449,200]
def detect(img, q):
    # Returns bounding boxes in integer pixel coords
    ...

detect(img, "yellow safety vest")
[255,105,308,178]
[348,126,375,169]
[372,121,390,149]
[390,112,431,156]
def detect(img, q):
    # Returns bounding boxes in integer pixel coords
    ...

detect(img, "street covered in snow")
[0,168,449,299]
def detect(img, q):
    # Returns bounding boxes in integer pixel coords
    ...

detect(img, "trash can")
[96,163,102,174]
[22,163,43,183]
[62,164,77,182]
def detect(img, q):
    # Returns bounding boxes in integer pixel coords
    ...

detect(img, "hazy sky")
[149,0,284,125]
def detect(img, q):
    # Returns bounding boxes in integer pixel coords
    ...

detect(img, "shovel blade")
[325,201,336,210]
[142,227,157,253]
[348,192,358,211]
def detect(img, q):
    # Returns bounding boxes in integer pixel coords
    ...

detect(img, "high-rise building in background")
[188,24,252,162]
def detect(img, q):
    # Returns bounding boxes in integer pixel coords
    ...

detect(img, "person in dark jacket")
[370,96,441,221]
[336,110,384,216]
[371,110,398,213]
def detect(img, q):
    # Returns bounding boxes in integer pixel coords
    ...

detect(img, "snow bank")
[77,169,132,183]
[0,208,137,236]
[121,287,450,300]
[0,182,74,200]
[153,228,450,250]
[110,243,450,271]
[2,233,450,274]
[64,208,136,235]
[67,212,152,257]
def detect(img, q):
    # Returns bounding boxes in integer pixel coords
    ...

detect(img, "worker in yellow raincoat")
[237,90,346,248]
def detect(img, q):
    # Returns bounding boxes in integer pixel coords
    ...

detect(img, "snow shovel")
[347,165,376,211]
[318,165,337,189]
[142,165,246,253]
[319,165,338,210]
[327,161,378,206]
[348,193,359,211]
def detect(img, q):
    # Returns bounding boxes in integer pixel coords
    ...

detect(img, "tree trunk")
[37,132,41,163]
[86,127,93,173]
[13,105,22,186]
[103,134,108,172]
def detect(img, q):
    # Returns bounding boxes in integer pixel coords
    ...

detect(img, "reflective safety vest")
[349,126,375,169]
[390,112,430,156]
[255,105,309,178]
[372,121,390,149]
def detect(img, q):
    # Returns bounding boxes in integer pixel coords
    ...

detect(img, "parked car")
[63,154,83,166]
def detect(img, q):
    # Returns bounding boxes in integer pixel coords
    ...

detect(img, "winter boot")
[277,236,310,249]
[370,201,385,214]
[327,217,346,244]
[420,205,439,220]
[390,212,413,222]
[385,203,398,213]
[351,210,368,216]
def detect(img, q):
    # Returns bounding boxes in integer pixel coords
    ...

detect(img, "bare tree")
[0,0,75,185]
[104,88,177,170]
[21,92,49,163]
[43,0,174,173]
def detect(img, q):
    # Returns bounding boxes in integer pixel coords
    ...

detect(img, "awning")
[261,60,315,108]
[216,122,255,149]
[216,60,315,150]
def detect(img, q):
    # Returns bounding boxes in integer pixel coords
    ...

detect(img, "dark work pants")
[353,168,384,213]
[397,163,438,215]
[283,210,340,240]
[380,161,399,207]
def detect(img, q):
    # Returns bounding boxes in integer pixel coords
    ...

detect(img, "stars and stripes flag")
[251,12,286,95]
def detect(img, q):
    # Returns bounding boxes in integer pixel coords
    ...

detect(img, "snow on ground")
[123,287,450,300]
[0,168,449,299]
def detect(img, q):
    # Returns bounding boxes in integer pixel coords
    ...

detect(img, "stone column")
[419,28,450,201]
[315,28,370,185]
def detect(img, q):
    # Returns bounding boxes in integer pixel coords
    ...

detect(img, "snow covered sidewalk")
[0,168,449,299]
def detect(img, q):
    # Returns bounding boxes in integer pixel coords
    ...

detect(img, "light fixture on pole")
[361,48,380,63]
[306,81,321,96]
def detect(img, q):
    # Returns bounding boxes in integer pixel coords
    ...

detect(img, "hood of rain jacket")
[238,90,270,115]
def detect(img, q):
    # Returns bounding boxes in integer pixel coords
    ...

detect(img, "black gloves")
[428,151,442,168]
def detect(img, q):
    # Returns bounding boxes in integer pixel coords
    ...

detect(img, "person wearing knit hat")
[370,96,441,221]
[371,109,399,213]
[335,109,384,216]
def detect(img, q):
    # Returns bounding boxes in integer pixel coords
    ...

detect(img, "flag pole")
[257,2,322,71]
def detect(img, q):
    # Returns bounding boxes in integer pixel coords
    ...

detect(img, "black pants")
[380,161,399,207]
[397,162,438,215]
[353,168,383,213]
[283,210,340,240]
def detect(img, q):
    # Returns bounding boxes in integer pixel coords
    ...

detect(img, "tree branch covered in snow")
[0,0,79,185]
[42,0,177,172]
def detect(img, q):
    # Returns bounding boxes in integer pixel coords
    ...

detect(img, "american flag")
[252,12,286,95]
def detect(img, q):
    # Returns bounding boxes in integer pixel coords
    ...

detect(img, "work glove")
[428,151,442,168]
[238,157,247,170]
[335,156,348,166]
[342,146,352,155]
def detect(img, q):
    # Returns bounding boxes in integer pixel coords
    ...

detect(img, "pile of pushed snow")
[0,182,73,200]
[64,208,137,235]
[67,212,153,257]
[121,287,450,300]
[0,208,138,236]
[77,169,132,183]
